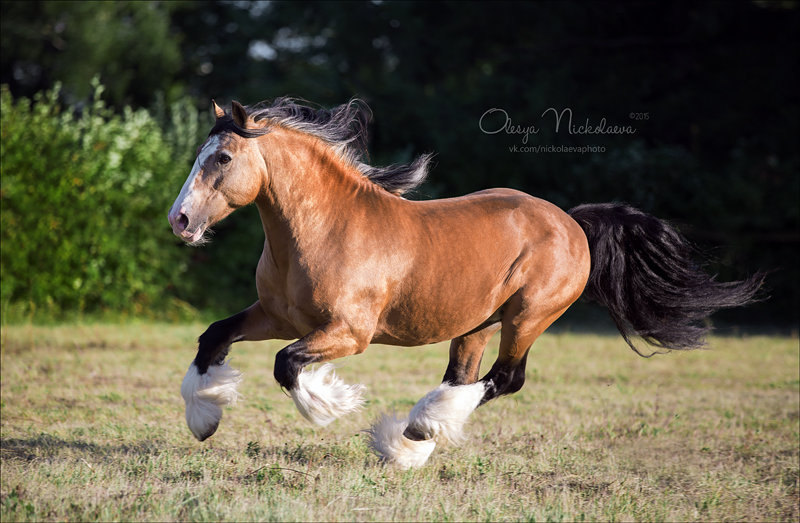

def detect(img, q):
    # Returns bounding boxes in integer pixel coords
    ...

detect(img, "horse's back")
[410,187,587,262]
[415,187,569,224]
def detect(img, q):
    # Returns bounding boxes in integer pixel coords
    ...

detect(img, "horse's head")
[168,101,265,244]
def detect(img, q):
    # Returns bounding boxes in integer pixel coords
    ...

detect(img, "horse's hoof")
[196,421,219,442]
[368,414,437,469]
[181,361,242,440]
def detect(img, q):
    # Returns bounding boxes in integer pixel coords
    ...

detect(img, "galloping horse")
[168,98,762,468]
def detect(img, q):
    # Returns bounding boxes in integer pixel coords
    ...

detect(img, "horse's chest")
[255,255,336,336]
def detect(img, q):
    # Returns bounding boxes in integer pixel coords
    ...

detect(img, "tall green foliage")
[0,80,202,320]
[1,0,797,325]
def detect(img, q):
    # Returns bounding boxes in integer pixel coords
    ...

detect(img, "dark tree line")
[1,1,797,326]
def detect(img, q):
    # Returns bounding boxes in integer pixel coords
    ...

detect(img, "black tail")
[568,203,765,356]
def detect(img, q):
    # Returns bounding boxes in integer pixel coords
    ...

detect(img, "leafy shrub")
[0,80,204,320]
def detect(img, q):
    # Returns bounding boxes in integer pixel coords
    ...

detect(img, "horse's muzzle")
[168,209,197,242]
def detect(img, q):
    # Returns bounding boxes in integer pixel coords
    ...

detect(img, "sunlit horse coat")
[169,98,762,468]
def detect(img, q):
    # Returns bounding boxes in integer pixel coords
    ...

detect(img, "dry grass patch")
[1,323,798,521]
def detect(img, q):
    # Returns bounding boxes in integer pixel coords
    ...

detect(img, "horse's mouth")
[180,224,208,245]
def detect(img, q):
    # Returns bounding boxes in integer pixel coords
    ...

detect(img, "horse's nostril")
[177,213,189,232]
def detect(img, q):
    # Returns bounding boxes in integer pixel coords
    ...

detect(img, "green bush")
[0,80,204,321]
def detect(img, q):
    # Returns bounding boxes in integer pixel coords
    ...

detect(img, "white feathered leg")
[407,381,487,445]
[368,414,437,469]
[368,381,487,468]
[181,361,242,441]
[289,363,365,426]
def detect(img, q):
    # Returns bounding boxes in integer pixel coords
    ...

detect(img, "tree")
[1,1,182,107]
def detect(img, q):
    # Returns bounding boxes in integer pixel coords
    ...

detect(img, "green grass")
[1,323,798,521]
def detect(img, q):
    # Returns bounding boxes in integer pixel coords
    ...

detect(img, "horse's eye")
[219,153,232,164]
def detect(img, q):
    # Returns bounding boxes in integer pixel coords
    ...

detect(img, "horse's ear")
[231,101,248,128]
[211,99,225,120]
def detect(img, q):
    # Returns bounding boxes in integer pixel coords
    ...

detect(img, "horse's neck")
[254,129,385,253]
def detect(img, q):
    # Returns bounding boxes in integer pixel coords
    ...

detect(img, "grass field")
[1,323,798,521]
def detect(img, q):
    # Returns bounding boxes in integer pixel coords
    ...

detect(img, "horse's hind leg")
[442,321,502,386]
[402,300,569,451]
[479,297,571,407]
[370,291,572,468]
[369,322,500,469]
[182,301,277,441]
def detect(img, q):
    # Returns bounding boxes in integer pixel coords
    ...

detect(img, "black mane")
[212,97,431,196]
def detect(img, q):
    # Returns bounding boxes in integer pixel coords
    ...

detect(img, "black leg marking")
[479,354,528,406]
[441,321,501,386]
[273,342,319,390]
[443,362,479,387]
[402,425,430,441]
[194,311,247,374]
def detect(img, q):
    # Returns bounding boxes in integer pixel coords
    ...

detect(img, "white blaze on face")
[168,135,222,239]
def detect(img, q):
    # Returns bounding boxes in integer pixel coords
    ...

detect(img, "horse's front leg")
[182,301,278,441]
[274,320,370,427]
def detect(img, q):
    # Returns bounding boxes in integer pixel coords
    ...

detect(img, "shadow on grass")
[1,432,165,462]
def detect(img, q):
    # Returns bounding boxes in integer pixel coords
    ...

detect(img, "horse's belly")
[372,274,513,346]
[371,315,494,346]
